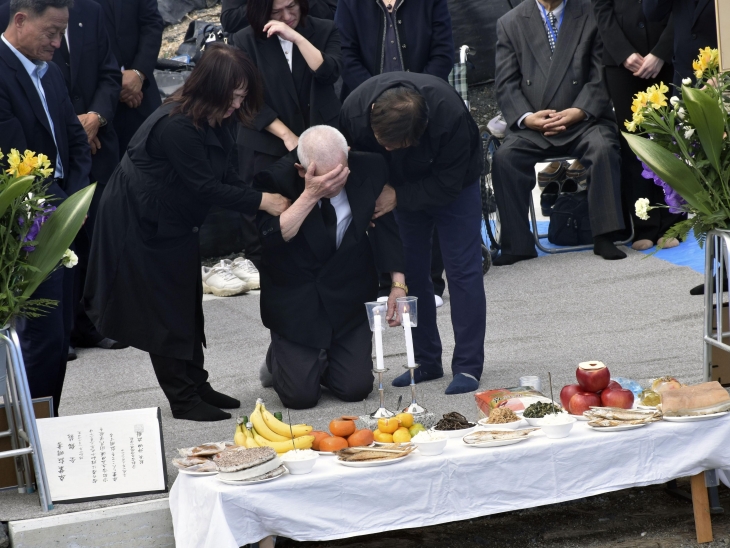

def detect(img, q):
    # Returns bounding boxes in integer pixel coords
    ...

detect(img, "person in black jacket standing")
[340,72,486,396]
[92,0,163,156]
[231,0,341,269]
[592,0,684,250]
[0,0,91,416]
[220,0,336,33]
[643,0,716,88]
[84,45,290,421]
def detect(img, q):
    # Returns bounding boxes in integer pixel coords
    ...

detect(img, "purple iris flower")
[18,205,56,252]
[639,160,687,214]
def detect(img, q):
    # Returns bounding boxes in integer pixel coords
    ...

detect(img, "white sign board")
[36,407,167,503]
[718,0,730,72]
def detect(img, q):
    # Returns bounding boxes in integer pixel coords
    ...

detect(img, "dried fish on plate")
[336,444,415,462]
[585,407,661,422]
[588,419,656,427]
[462,429,538,444]
[178,442,227,457]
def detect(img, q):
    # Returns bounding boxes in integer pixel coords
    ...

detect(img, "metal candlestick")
[370,367,395,418]
[401,362,426,414]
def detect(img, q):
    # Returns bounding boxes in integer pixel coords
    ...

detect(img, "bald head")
[297,125,348,175]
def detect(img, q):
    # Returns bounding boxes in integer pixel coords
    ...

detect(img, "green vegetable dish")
[523,402,563,418]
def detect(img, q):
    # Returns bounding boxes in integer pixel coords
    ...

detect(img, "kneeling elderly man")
[255,125,406,409]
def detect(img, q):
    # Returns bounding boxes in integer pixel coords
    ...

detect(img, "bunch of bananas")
[233,399,314,454]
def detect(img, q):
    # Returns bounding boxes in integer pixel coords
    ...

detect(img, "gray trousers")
[266,321,374,409]
[492,125,624,256]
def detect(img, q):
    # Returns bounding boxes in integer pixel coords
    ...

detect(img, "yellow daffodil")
[645,83,668,109]
[6,148,22,176]
[624,118,637,132]
[35,153,53,178]
[692,47,720,78]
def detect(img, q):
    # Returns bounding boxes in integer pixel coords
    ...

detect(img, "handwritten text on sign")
[36,408,166,502]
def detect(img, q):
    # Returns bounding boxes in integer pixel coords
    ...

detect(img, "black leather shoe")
[540,181,560,216]
[95,338,129,350]
[68,346,77,361]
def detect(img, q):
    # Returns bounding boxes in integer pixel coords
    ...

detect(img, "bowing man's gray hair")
[297,125,349,171]
[10,0,74,17]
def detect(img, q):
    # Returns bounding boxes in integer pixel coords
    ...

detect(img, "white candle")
[374,311,384,370]
[403,312,415,367]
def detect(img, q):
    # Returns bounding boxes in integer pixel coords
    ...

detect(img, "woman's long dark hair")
[167,43,263,128]
[247,0,309,39]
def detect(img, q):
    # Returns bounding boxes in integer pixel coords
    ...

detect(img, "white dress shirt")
[319,189,352,249]
[2,34,63,178]
[278,37,293,72]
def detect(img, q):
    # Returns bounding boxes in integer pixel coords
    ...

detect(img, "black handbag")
[547,191,592,246]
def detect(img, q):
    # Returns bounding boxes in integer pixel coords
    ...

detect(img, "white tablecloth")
[169,418,730,548]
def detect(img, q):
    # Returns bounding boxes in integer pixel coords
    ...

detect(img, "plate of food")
[431,411,477,438]
[586,422,648,432]
[217,465,288,485]
[663,411,730,422]
[335,444,415,467]
[478,407,528,429]
[462,429,538,448]
[215,446,284,483]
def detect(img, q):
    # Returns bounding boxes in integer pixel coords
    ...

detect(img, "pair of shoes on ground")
[494,234,625,266]
[377,294,444,308]
[173,388,241,422]
[631,236,680,251]
[539,161,588,216]
[202,257,260,297]
[391,368,479,395]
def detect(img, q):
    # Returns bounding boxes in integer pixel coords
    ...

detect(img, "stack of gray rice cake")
[215,446,286,482]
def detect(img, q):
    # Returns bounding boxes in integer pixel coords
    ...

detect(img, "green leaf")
[20,184,95,299]
[0,175,35,217]
[682,85,725,175]
[622,132,714,215]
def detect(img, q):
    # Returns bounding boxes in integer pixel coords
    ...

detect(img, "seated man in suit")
[492,0,625,265]
[254,125,406,409]
[0,0,91,416]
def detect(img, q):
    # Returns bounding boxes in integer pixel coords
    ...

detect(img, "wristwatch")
[89,111,107,127]
[391,281,408,294]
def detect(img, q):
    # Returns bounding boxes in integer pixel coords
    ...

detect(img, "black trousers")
[604,64,685,243]
[378,226,445,298]
[266,321,374,410]
[492,126,624,256]
[148,318,211,415]
[16,266,73,417]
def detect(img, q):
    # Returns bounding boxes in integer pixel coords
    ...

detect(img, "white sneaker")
[220,258,260,290]
[435,295,444,308]
[202,265,249,297]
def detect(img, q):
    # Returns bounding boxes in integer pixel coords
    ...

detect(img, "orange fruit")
[310,430,331,451]
[329,418,356,437]
[377,417,399,434]
[319,436,348,452]
[347,429,374,447]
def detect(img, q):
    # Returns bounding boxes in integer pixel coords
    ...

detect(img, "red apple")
[575,361,610,392]
[560,384,582,410]
[601,388,634,409]
[606,380,622,391]
[569,391,602,415]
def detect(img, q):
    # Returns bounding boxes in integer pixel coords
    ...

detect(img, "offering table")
[169,417,730,547]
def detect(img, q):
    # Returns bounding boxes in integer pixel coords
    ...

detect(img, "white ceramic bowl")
[524,413,567,427]
[414,437,448,456]
[535,416,577,439]
[478,417,527,430]
[281,452,319,475]
[430,425,477,439]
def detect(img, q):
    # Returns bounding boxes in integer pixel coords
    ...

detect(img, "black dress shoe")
[540,181,560,216]
[95,338,129,350]
[691,278,729,295]
[68,346,77,361]
[173,401,231,422]
[199,387,240,409]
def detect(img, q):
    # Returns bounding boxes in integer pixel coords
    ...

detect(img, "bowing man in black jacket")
[592,0,684,250]
[0,0,91,416]
[231,0,341,268]
[91,0,163,155]
[255,126,406,409]
[220,0,336,33]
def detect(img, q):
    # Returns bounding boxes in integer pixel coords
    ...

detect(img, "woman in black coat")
[231,0,342,182]
[83,45,290,422]
[592,0,684,250]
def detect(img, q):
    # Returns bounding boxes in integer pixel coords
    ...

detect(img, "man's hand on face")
[373,184,397,220]
[541,108,586,136]
[524,110,557,133]
[302,162,349,200]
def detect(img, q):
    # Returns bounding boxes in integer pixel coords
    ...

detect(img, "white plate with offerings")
[336,453,411,468]
[216,466,288,485]
[662,411,730,422]
[586,423,648,432]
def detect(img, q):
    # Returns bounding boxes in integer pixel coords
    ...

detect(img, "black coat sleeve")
[131,0,163,80]
[89,5,122,122]
[157,117,263,213]
[495,18,536,129]
[311,23,342,85]
[221,0,249,33]
[335,0,375,94]
[422,0,455,81]
[591,0,636,66]
[58,73,92,196]
[650,12,674,62]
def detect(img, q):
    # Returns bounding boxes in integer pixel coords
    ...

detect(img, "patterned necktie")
[546,11,558,53]
[320,198,338,253]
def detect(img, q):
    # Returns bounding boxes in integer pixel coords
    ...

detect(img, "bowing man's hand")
[386,286,406,327]
[373,184,397,220]
[302,162,349,200]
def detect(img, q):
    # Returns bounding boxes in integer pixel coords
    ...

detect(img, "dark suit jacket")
[643,0,717,86]
[0,40,91,201]
[92,0,163,118]
[592,0,673,66]
[339,72,482,211]
[335,0,454,98]
[220,0,337,33]
[232,16,342,157]
[254,151,404,349]
[0,0,122,186]
[495,0,616,150]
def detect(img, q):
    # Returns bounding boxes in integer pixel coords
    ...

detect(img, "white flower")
[677,107,686,120]
[670,96,680,107]
[635,198,651,221]
[684,126,695,139]
[682,77,692,86]
[61,249,78,268]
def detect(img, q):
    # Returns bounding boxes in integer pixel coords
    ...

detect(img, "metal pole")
[3,337,33,493]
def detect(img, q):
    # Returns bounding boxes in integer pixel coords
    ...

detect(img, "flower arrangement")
[0,149,94,327]
[623,47,729,247]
